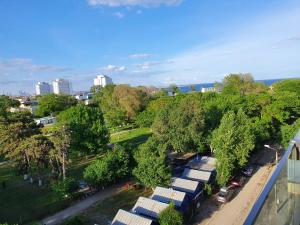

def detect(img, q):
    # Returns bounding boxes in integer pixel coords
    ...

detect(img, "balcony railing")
[244,130,300,225]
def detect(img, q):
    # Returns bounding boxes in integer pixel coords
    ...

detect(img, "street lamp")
[264,144,279,165]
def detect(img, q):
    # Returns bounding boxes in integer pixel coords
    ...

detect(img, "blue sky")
[0,0,300,94]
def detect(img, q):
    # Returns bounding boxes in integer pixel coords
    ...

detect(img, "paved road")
[193,148,276,225]
[41,184,123,225]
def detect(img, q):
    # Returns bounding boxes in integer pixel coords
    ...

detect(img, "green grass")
[0,162,70,225]
[111,127,152,147]
[79,188,153,225]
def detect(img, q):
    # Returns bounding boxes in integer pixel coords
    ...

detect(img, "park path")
[41,183,124,225]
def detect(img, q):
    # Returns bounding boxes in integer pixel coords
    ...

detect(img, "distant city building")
[53,79,72,95]
[74,92,93,105]
[35,82,52,96]
[93,75,112,87]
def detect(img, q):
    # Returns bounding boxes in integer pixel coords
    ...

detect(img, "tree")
[158,202,183,225]
[51,177,78,198]
[93,84,150,127]
[84,145,130,186]
[57,105,109,154]
[211,109,255,186]
[222,73,266,96]
[48,124,71,180]
[0,95,20,119]
[272,79,300,96]
[93,84,127,127]
[0,111,41,174]
[35,94,77,117]
[280,119,300,147]
[152,94,206,153]
[133,136,171,188]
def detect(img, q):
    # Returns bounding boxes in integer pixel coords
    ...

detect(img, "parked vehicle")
[217,186,236,203]
[242,166,255,177]
[230,176,246,188]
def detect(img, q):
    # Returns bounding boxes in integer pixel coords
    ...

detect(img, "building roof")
[132,197,169,219]
[182,168,212,182]
[186,156,217,171]
[171,177,200,194]
[112,209,153,225]
[151,186,186,207]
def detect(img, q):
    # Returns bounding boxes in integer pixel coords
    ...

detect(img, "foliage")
[35,94,77,117]
[47,124,72,180]
[0,111,43,174]
[0,95,20,118]
[58,104,109,154]
[51,177,78,198]
[211,109,255,186]
[153,94,206,152]
[281,119,300,147]
[93,84,150,127]
[133,136,171,187]
[272,79,300,96]
[135,109,155,127]
[222,73,266,96]
[84,145,130,186]
[158,202,184,225]
[204,183,213,196]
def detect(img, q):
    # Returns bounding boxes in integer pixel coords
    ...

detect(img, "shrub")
[159,202,183,225]
[51,178,78,198]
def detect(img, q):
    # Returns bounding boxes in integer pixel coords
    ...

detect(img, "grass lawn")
[0,162,70,225]
[78,188,153,225]
[0,127,152,224]
[111,127,152,147]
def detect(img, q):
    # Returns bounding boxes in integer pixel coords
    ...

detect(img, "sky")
[0,0,300,94]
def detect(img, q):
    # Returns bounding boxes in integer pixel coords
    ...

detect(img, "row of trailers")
[111,156,217,225]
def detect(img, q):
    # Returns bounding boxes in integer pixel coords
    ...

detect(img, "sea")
[177,78,284,93]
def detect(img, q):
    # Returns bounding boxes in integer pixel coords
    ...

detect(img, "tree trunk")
[62,151,66,180]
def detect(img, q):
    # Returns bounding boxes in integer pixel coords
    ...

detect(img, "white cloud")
[0,58,72,74]
[129,53,153,58]
[102,64,126,73]
[87,0,182,7]
[136,60,173,70]
[113,11,124,18]
[150,5,300,85]
[136,9,143,14]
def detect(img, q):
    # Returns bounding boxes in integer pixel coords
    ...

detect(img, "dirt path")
[41,183,124,225]
[193,149,276,225]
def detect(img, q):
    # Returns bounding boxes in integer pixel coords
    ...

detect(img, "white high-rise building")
[35,82,52,96]
[94,75,113,87]
[52,79,72,95]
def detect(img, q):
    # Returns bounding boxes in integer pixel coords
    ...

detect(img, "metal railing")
[244,130,300,225]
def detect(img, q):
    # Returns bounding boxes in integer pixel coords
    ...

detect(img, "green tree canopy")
[35,94,77,117]
[0,95,20,118]
[133,136,171,188]
[222,73,266,96]
[57,105,109,154]
[158,202,184,225]
[93,84,150,127]
[152,94,206,153]
[211,109,255,186]
[84,145,130,186]
[272,79,300,96]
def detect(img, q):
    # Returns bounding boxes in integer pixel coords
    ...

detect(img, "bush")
[135,110,155,127]
[204,183,212,196]
[159,202,183,225]
[51,178,78,198]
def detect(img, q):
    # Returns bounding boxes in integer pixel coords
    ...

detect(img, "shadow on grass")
[113,133,152,147]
